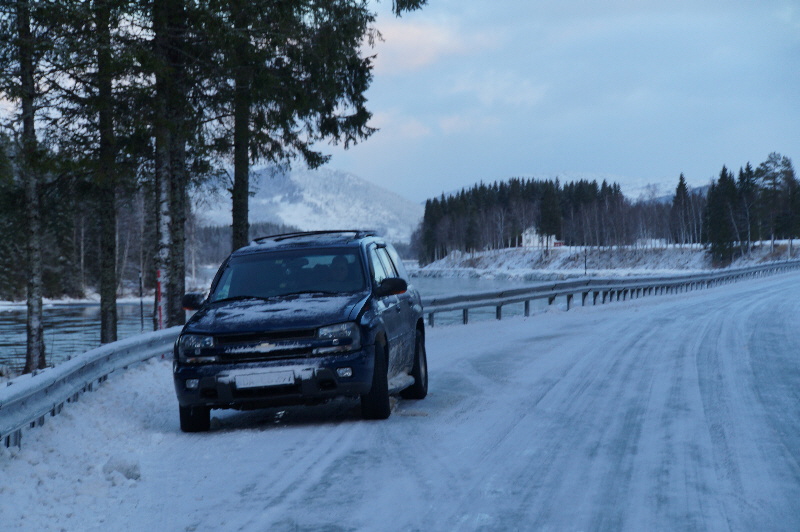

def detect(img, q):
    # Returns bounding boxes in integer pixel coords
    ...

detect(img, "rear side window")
[384,244,409,280]
[368,247,389,284]
[376,248,398,278]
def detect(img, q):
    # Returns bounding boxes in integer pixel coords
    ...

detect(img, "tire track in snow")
[416,309,671,530]
[691,278,800,531]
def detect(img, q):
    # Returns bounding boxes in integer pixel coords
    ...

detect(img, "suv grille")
[215,329,317,362]
[216,329,315,345]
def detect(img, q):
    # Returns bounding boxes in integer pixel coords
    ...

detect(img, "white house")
[522,226,557,248]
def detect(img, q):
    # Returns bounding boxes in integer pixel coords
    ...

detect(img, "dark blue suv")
[173,230,427,432]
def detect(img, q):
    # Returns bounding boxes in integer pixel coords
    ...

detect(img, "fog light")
[185,379,200,390]
[336,367,353,378]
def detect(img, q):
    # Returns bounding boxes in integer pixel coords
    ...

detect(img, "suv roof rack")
[250,230,378,245]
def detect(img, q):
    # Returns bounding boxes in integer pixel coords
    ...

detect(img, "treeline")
[190,221,297,273]
[705,153,799,262]
[416,153,796,266]
[0,155,295,300]
[0,150,154,300]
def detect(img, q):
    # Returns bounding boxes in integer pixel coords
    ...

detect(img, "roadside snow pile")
[418,242,798,280]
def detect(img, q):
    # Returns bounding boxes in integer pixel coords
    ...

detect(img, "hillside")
[195,167,423,244]
[417,242,799,281]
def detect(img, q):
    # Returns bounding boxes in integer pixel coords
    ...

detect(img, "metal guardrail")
[420,260,800,326]
[0,326,181,448]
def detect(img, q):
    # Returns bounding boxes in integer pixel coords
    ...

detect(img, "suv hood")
[184,293,368,335]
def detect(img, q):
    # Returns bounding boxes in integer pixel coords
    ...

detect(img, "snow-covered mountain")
[195,167,423,244]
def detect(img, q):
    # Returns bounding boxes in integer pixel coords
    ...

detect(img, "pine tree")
[539,180,561,252]
[198,0,427,252]
[705,166,738,264]
[737,163,758,253]
[671,173,690,245]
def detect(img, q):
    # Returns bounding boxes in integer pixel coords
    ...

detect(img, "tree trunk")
[97,0,118,343]
[153,0,188,328]
[230,0,252,252]
[18,0,46,372]
[167,134,187,326]
[153,0,170,329]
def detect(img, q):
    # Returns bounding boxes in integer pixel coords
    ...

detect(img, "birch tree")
[0,0,47,370]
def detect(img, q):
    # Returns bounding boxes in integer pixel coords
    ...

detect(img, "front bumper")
[173,347,374,410]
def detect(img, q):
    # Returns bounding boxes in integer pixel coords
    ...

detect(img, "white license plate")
[235,371,295,389]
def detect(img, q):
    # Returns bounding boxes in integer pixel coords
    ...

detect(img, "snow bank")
[418,242,799,281]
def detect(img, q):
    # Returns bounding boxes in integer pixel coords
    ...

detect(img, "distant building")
[522,226,557,248]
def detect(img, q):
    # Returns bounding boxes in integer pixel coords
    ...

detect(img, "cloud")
[449,71,548,109]
[371,19,498,75]
[437,113,501,135]
[370,110,432,140]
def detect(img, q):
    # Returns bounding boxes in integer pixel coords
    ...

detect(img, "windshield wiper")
[210,295,269,304]
[277,290,339,297]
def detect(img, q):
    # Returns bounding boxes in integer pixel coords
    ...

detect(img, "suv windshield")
[209,248,366,302]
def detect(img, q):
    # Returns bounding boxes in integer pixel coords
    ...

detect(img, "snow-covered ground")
[2,270,799,531]
[418,242,799,281]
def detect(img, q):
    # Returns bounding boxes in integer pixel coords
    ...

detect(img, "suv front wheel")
[180,405,210,432]
[361,341,391,419]
[400,329,427,400]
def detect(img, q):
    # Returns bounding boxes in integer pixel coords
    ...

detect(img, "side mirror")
[182,292,206,311]
[375,277,407,298]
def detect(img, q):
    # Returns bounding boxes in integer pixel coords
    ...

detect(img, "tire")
[179,405,210,432]
[361,341,391,420]
[400,329,428,400]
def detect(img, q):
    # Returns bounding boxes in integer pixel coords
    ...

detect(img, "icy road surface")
[2,272,800,531]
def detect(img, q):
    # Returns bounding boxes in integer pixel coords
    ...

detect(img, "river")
[0,276,546,374]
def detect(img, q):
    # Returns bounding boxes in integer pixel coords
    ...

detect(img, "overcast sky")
[314,0,800,203]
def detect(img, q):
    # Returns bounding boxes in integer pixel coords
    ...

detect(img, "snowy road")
[2,272,800,531]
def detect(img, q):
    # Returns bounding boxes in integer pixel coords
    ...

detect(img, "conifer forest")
[415,153,797,266]
[0,0,426,371]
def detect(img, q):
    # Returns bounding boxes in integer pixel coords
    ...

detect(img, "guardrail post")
[566,294,573,310]
[524,301,530,317]
[462,308,469,324]
[496,305,502,320]
[5,429,21,448]
[548,295,556,305]
[427,312,435,327]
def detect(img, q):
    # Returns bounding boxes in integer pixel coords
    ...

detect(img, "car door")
[368,245,404,376]
[378,244,416,370]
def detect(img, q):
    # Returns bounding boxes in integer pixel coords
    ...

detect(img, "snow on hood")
[184,292,368,334]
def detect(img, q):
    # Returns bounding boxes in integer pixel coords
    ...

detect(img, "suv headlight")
[314,322,361,354]
[177,334,218,363]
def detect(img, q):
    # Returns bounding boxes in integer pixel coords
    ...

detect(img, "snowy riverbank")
[415,242,799,281]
